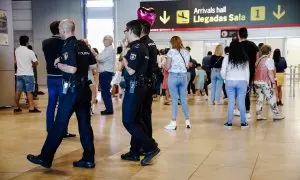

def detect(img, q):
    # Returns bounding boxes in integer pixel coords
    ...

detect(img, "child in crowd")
[193,64,207,102]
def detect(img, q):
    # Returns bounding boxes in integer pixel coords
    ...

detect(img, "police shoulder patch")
[130,53,136,60]
[63,52,68,60]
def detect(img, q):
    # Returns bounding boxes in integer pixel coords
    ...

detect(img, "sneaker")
[273,114,285,120]
[13,107,22,113]
[185,120,191,129]
[241,123,249,129]
[164,121,177,130]
[29,107,41,113]
[224,122,232,129]
[257,115,267,120]
[233,109,240,116]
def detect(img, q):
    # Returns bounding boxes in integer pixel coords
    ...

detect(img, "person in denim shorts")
[14,35,41,113]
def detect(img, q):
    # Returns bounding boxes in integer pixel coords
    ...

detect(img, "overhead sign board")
[140,0,300,31]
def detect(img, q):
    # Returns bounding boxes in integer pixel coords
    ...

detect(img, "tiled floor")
[0,86,300,180]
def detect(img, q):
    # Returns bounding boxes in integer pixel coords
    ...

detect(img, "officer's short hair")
[138,19,151,35]
[207,51,212,55]
[126,20,142,37]
[19,35,29,46]
[238,27,248,39]
[50,21,60,35]
[59,19,75,33]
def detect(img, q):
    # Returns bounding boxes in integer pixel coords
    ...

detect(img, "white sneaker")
[234,109,240,116]
[246,113,252,119]
[257,114,267,120]
[185,120,191,129]
[164,121,177,130]
[273,114,285,120]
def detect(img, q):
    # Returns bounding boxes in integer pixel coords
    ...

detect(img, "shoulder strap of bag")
[213,56,222,68]
[255,55,267,68]
[177,50,188,70]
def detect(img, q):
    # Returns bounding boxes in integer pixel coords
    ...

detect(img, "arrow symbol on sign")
[159,11,170,24]
[273,5,285,19]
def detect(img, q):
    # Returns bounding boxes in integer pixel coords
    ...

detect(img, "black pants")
[245,76,254,112]
[204,71,211,96]
[33,67,38,97]
[122,87,156,156]
[40,85,95,163]
[222,82,227,98]
[188,73,196,94]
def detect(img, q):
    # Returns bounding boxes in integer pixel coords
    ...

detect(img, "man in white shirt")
[95,35,116,115]
[14,35,41,113]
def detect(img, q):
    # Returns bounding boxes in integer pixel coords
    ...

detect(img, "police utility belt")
[62,77,90,94]
[120,75,146,93]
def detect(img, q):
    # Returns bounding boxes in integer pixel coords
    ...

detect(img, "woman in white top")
[163,36,191,130]
[221,41,249,128]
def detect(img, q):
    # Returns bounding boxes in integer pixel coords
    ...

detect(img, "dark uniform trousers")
[123,86,156,155]
[141,88,153,137]
[40,84,95,163]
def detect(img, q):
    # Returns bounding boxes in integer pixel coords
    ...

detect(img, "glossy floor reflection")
[0,86,300,180]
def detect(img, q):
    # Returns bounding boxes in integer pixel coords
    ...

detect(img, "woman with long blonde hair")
[210,44,224,104]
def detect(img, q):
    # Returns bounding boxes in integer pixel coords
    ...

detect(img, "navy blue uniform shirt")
[42,35,64,76]
[60,36,97,82]
[123,40,149,78]
[60,36,77,81]
[140,35,158,77]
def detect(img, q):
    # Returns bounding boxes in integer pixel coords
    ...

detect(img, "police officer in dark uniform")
[138,19,159,139]
[120,20,159,166]
[122,19,158,156]
[27,19,96,168]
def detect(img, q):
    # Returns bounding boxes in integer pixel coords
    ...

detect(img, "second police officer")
[120,20,160,166]
[138,19,159,140]
[27,19,96,169]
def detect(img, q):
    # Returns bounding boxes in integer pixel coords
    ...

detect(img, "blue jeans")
[99,72,114,112]
[168,72,189,120]
[225,80,247,124]
[211,70,223,103]
[46,77,63,132]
